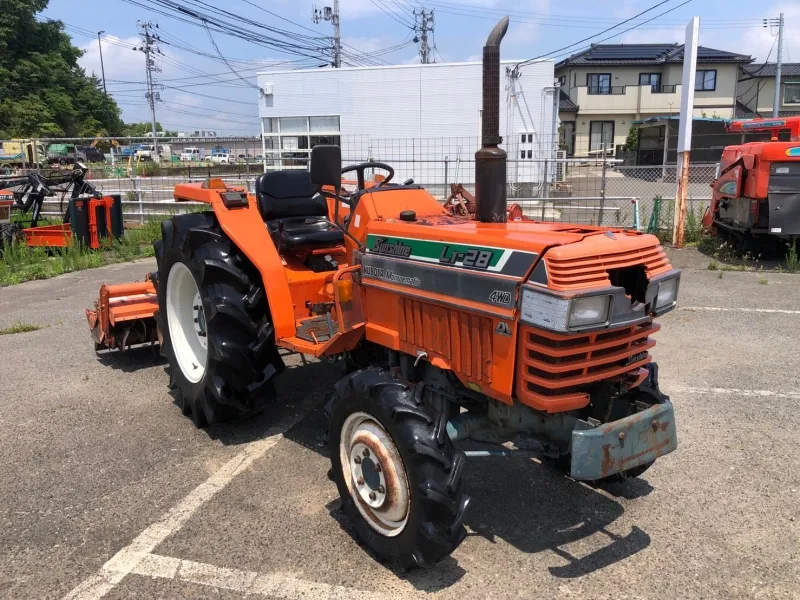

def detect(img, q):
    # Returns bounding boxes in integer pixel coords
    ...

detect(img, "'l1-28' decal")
[439,246,494,269]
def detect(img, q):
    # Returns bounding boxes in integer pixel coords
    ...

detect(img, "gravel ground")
[0,250,797,600]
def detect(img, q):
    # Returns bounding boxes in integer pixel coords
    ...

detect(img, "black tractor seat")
[255,170,344,249]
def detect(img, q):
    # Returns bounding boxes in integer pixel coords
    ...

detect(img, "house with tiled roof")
[737,63,800,118]
[554,43,753,156]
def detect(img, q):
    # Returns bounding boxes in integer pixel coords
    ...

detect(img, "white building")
[256,60,557,192]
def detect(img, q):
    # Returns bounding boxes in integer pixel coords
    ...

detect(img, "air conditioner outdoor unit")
[554,150,567,183]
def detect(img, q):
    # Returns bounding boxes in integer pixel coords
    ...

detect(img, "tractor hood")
[361,217,669,311]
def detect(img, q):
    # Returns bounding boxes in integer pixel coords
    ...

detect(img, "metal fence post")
[541,159,548,220]
[599,154,607,226]
[135,177,144,224]
[444,156,449,192]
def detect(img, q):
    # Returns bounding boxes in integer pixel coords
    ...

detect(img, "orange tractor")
[705,116,800,250]
[87,18,680,567]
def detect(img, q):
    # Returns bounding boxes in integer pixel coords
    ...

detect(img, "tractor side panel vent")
[398,297,493,383]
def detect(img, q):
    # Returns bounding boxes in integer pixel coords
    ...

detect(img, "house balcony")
[573,84,682,115]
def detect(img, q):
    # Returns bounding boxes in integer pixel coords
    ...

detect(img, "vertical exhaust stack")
[475,16,509,224]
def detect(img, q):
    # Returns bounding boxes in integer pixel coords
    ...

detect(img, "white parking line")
[130,553,395,599]
[62,427,292,600]
[672,386,800,400]
[680,306,800,315]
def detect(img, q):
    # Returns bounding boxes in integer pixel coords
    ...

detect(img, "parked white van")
[209,152,232,164]
[180,147,202,161]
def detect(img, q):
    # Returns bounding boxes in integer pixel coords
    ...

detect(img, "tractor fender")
[210,199,296,340]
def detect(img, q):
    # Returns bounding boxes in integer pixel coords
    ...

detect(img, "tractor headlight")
[655,276,680,311]
[568,295,612,328]
[520,288,612,332]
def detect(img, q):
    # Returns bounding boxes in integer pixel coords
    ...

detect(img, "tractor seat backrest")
[256,170,326,221]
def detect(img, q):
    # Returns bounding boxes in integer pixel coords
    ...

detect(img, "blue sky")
[42,0,799,134]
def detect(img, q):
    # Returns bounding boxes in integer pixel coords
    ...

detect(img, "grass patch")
[683,203,704,245]
[786,241,799,273]
[759,277,768,285]
[699,234,764,272]
[0,320,42,335]
[0,218,163,286]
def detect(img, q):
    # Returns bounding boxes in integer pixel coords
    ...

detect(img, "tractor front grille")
[516,320,659,412]
[545,243,671,291]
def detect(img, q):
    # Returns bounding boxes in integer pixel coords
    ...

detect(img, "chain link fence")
[1,135,715,237]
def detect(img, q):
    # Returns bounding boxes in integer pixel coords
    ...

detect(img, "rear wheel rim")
[166,262,208,384]
[339,412,410,537]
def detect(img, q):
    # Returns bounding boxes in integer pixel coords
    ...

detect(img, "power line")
[202,21,263,92]
[517,0,693,68]
[371,0,415,28]
[119,0,331,60]
[397,0,760,26]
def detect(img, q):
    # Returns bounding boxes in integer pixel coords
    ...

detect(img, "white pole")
[673,16,699,248]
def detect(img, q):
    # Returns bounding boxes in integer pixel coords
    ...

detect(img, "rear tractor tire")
[328,368,470,568]
[0,223,25,250]
[156,212,284,427]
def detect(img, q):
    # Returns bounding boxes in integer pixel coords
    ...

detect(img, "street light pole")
[97,31,108,95]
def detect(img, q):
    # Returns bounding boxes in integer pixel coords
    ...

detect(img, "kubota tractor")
[705,116,800,249]
[87,18,680,568]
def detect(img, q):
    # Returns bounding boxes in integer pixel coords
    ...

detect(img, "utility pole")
[135,21,163,160]
[414,9,435,64]
[772,13,784,118]
[673,16,700,248]
[312,1,341,67]
[97,31,107,95]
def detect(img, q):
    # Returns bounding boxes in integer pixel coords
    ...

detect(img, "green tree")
[0,0,124,138]
[623,125,639,151]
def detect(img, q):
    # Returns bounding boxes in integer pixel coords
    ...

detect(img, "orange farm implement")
[0,165,123,250]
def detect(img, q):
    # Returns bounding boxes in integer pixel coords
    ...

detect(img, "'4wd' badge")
[494,321,512,336]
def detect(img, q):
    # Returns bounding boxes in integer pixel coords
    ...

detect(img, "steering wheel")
[341,161,394,191]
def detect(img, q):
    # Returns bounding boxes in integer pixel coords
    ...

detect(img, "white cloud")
[703,3,800,62]
[342,36,384,54]
[499,0,550,53]
[172,94,202,107]
[619,2,800,63]
[79,35,144,81]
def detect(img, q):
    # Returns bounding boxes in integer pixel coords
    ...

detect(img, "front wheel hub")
[340,412,410,537]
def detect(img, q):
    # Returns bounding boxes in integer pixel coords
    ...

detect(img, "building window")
[587,73,612,95]
[557,75,566,87]
[783,83,800,105]
[589,121,614,153]
[261,116,340,168]
[639,72,661,88]
[695,70,717,91]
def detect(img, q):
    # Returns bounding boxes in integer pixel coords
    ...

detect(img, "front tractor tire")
[156,212,284,427]
[329,369,470,568]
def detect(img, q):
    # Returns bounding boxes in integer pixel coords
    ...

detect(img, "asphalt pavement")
[0,251,798,600]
